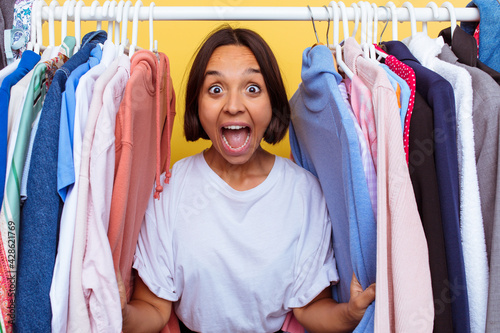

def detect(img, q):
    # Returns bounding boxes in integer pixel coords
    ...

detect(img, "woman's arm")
[293,274,375,333]
[119,271,173,333]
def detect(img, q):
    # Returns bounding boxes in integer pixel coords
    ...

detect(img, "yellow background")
[42,0,470,166]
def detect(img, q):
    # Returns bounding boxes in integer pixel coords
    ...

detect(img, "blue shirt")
[382,40,470,333]
[15,30,107,332]
[289,45,376,332]
[58,45,103,201]
[0,50,40,206]
[380,63,411,133]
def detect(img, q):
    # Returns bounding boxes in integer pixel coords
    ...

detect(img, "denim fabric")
[382,40,470,333]
[461,1,500,72]
[289,45,376,333]
[0,50,40,208]
[15,30,106,332]
[58,45,102,201]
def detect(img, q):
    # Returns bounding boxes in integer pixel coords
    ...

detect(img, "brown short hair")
[184,25,290,144]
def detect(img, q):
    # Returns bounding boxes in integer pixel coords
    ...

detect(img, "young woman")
[120,26,375,333]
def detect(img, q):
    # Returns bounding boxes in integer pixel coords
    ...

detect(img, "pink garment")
[344,74,377,171]
[68,56,126,333]
[281,312,305,333]
[82,55,131,333]
[384,54,416,165]
[344,38,434,333]
[106,50,177,329]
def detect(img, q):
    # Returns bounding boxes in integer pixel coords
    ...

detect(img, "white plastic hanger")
[402,2,418,37]
[107,1,117,42]
[48,0,59,48]
[119,1,133,56]
[357,1,370,59]
[350,2,360,38]
[337,1,349,43]
[149,2,158,52]
[422,2,439,35]
[34,0,47,53]
[90,1,102,30]
[114,1,124,47]
[385,1,398,41]
[129,0,142,57]
[60,0,72,42]
[330,1,354,79]
[26,0,39,51]
[74,0,85,52]
[441,2,457,37]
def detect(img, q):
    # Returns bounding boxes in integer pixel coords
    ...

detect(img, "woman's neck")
[203,146,276,191]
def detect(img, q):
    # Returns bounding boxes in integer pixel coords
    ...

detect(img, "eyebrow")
[204,67,261,78]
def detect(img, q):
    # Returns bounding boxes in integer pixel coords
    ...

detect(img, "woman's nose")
[224,90,245,115]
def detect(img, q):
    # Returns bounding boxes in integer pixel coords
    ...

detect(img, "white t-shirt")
[133,152,339,333]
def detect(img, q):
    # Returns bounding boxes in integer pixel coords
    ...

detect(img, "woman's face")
[198,45,273,165]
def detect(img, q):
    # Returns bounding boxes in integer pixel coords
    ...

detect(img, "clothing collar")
[439,26,478,67]
[380,40,421,65]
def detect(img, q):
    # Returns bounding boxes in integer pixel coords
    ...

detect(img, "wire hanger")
[307,5,321,46]
[422,2,439,36]
[323,5,330,47]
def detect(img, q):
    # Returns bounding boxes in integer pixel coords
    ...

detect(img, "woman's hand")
[346,273,376,323]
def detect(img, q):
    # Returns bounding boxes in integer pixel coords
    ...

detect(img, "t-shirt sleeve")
[132,178,179,302]
[285,180,339,309]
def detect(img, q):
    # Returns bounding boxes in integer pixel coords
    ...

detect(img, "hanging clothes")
[343,37,433,333]
[0,0,16,69]
[438,41,500,333]
[106,50,176,303]
[289,44,376,332]
[381,40,470,333]
[15,30,106,332]
[51,39,117,333]
[439,26,500,85]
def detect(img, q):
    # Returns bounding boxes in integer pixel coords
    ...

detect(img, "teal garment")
[380,63,411,134]
[289,45,376,332]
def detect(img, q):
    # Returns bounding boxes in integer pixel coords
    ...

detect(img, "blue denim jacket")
[15,30,106,332]
[461,0,500,72]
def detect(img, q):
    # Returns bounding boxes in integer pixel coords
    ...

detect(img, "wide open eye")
[246,84,261,94]
[208,85,223,94]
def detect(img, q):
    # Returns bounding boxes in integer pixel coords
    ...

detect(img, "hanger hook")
[402,2,417,37]
[385,1,398,41]
[149,2,156,52]
[130,0,142,57]
[323,5,331,46]
[422,2,439,35]
[74,0,85,51]
[378,6,390,43]
[48,0,59,47]
[337,1,349,41]
[350,3,360,38]
[441,2,456,36]
[329,1,340,47]
[307,5,320,44]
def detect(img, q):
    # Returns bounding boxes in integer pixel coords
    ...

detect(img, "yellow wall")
[43,0,470,166]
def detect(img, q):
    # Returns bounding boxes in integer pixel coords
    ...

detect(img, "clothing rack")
[37,2,479,22]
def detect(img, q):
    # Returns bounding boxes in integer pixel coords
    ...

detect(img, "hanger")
[422,2,439,35]
[378,5,390,43]
[374,6,389,60]
[129,0,143,57]
[307,5,322,47]
[323,5,331,47]
[402,2,417,37]
[119,1,133,55]
[350,2,360,38]
[385,1,398,41]
[149,2,158,53]
[61,0,72,43]
[107,1,117,42]
[337,1,349,43]
[74,0,85,53]
[48,0,59,48]
[357,1,370,59]
[34,0,47,54]
[368,3,379,61]
[441,2,457,37]
[330,1,354,79]
[90,1,102,31]
[115,1,124,47]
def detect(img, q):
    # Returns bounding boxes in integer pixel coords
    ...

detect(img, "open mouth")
[221,125,251,151]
